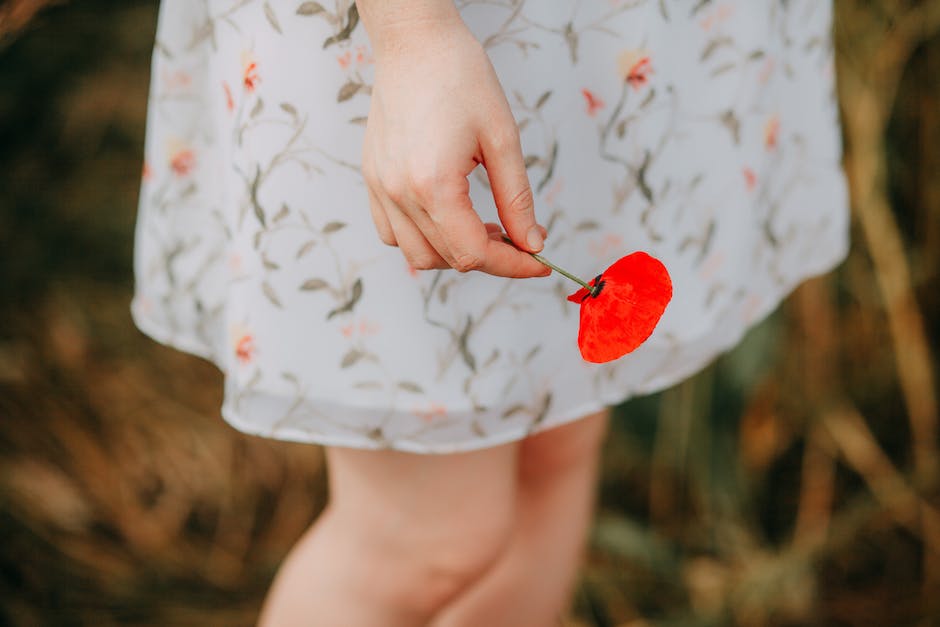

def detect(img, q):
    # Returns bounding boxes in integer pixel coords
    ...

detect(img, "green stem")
[502,235,597,294]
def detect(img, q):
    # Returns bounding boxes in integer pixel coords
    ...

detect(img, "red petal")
[576,251,672,363]
[566,286,590,303]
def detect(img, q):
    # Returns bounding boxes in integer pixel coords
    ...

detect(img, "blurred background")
[1,1,938,625]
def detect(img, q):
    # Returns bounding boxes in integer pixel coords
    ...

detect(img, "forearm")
[354,0,463,57]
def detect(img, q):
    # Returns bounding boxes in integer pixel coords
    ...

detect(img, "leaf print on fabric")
[458,316,477,373]
[337,80,361,102]
[340,349,364,368]
[296,2,325,16]
[327,277,363,319]
[249,166,266,227]
[534,90,552,109]
[133,0,850,452]
[323,4,359,49]
[535,141,558,193]
[271,203,290,223]
[262,281,284,308]
[299,278,329,291]
[295,240,317,259]
[720,109,741,144]
[397,381,424,394]
[263,2,283,34]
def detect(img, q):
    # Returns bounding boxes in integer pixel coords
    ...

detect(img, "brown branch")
[837,0,940,490]
[876,1,940,82]
[822,404,940,602]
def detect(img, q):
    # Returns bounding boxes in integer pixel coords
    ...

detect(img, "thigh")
[519,409,610,482]
[325,442,520,553]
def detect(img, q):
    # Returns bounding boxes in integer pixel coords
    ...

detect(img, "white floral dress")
[132,0,849,453]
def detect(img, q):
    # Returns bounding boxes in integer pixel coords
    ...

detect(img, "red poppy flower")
[566,251,672,363]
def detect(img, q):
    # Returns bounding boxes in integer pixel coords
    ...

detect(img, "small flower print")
[229,323,257,365]
[741,293,763,324]
[338,46,373,69]
[543,178,564,206]
[743,167,757,190]
[581,88,605,116]
[242,52,260,92]
[161,69,192,91]
[355,45,373,65]
[618,50,652,90]
[699,4,734,31]
[590,233,624,260]
[168,144,195,177]
[223,81,235,112]
[764,114,780,150]
[141,161,152,182]
[699,251,725,281]
[340,318,380,338]
[414,403,448,423]
[758,58,775,84]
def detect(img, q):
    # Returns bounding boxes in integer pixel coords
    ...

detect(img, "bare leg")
[258,440,519,627]
[432,409,610,627]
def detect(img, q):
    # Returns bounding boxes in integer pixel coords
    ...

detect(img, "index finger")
[428,178,549,278]
[479,124,544,254]
[478,238,551,278]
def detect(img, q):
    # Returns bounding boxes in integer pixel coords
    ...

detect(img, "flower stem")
[502,235,596,293]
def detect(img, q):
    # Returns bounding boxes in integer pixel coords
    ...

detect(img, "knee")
[332,494,515,615]
[405,512,514,611]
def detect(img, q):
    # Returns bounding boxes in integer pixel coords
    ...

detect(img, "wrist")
[355,0,464,58]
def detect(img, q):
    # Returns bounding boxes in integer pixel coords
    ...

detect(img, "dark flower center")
[581,274,605,302]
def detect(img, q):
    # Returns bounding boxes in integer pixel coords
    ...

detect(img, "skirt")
[132,0,849,453]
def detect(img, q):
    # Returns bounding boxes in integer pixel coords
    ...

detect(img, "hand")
[359,7,549,278]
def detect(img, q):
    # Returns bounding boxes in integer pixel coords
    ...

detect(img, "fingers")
[484,222,547,240]
[479,238,552,278]
[367,187,397,246]
[425,172,550,277]
[363,107,548,277]
[423,176,490,273]
[383,200,450,270]
[479,222,551,278]
[479,123,544,255]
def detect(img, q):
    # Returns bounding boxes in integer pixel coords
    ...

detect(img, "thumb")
[480,127,544,254]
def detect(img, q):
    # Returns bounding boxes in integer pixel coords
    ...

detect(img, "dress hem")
[129,233,849,454]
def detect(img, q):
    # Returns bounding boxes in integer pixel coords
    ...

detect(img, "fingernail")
[526,225,544,252]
